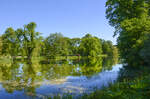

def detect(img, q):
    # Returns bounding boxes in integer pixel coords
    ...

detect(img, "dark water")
[0,57,122,99]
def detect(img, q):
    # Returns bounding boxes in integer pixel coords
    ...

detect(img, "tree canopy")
[0,23,118,62]
[43,33,69,58]
[79,34,103,57]
[1,28,20,59]
[106,0,150,66]
[1,22,41,61]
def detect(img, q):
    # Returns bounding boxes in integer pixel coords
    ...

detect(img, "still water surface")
[0,57,122,99]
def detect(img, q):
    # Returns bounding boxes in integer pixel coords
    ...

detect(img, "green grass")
[80,75,150,99]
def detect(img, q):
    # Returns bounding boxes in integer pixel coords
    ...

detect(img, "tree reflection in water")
[0,56,119,97]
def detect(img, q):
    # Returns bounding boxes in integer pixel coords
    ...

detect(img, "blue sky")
[0,0,117,44]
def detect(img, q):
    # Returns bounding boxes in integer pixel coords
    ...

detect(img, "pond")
[0,57,122,99]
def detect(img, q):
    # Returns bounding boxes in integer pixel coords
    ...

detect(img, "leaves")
[1,22,40,60]
[79,34,102,57]
[106,0,150,66]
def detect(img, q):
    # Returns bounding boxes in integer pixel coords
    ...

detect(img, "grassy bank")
[81,75,150,99]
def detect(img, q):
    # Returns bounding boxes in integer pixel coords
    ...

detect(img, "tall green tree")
[1,28,20,59]
[106,0,150,36]
[69,38,81,55]
[79,34,102,57]
[106,0,150,66]
[31,36,44,58]
[44,33,69,58]
[21,22,40,60]
[102,40,113,56]
[118,18,150,65]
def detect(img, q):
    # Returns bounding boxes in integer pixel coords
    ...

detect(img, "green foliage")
[0,23,118,62]
[79,34,103,57]
[0,36,2,55]
[79,57,103,75]
[21,22,40,60]
[118,18,150,66]
[106,0,150,66]
[102,40,114,56]
[69,38,81,55]
[44,33,69,58]
[106,0,150,35]
[102,56,118,70]
[139,34,150,65]
[1,22,41,60]
[31,36,44,58]
[1,28,20,59]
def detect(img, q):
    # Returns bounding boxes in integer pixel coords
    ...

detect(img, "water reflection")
[0,57,121,98]
[102,56,118,71]
[79,57,103,76]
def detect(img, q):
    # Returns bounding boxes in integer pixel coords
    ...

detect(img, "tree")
[1,28,20,59]
[32,36,44,58]
[106,0,150,36]
[44,33,69,58]
[106,0,150,66]
[21,22,40,60]
[0,36,2,55]
[69,38,81,55]
[102,40,113,56]
[118,18,150,65]
[79,34,102,57]
[139,34,150,65]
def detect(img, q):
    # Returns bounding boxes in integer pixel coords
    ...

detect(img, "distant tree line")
[0,22,118,60]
